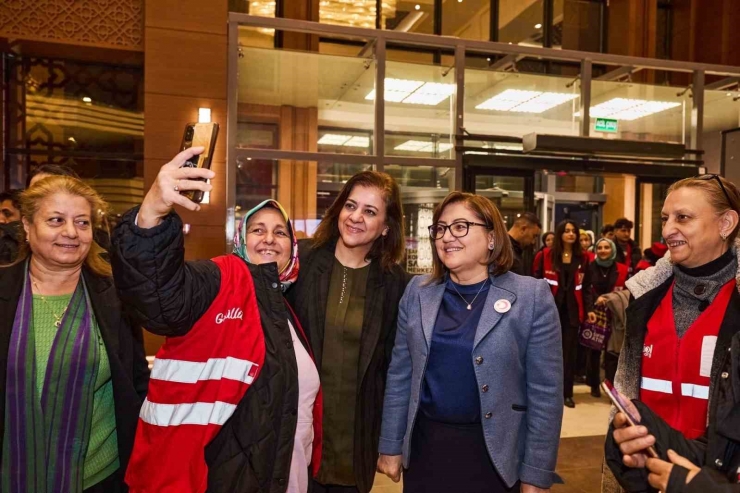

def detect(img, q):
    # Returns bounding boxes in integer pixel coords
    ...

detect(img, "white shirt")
[287,320,321,493]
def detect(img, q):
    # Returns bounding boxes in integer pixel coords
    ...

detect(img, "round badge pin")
[494,299,511,313]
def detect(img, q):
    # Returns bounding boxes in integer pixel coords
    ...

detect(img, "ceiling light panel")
[318,133,352,145]
[475,89,578,113]
[344,136,370,147]
[365,79,454,105]
[394,140,453,152]
[586,98,681,121]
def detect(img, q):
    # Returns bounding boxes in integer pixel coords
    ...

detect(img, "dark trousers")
[604,351,620,384]
[403,413,518,493]
[561,312,579,399]
[311,480,359,493]
[83,469,124,493]
[586,348,602,390]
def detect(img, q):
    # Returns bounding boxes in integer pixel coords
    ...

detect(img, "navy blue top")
[420,277,490,424]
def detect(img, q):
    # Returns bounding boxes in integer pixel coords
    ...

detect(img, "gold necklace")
[31,276,69,328]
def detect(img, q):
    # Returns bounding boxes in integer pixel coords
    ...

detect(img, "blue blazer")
[379,271,564,489]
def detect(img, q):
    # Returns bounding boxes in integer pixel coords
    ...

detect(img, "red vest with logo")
[538,247,588,323]
[126,255,322,492]
[640,279,735,439]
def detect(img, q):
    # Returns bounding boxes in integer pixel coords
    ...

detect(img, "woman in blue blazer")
[377,192,564,493]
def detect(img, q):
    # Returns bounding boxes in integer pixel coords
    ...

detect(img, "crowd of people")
[0,149,739,493]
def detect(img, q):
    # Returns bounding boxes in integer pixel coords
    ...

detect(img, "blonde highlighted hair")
[667,174,740,242]
[16,175,112,277]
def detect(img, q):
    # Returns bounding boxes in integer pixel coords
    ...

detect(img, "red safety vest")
[614,262,628,290]
[640,279,735,439]
[538,247,588,323]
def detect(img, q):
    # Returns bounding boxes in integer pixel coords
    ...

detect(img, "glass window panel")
[320,0,377,29]
[235,156,279,221]
[384,1,433,34]
[442,0,491,41]
[590,80,691,144]
[384,60,455,157]
[237,42,375,156]
[703,89,740,173]
[235,2,276,47]
[499,0,544,47]
[465,68,580,138]
[385,165,451,274]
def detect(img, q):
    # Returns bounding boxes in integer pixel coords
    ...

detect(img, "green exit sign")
[595,118,619,133]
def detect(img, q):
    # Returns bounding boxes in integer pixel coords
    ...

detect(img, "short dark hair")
[0,189,22,210]
[27,164,80,187]
[601,224,614,235]
[514,212,542,229]
[614,218,634,230]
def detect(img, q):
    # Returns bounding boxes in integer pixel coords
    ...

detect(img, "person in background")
[585,238,628,397]
[614,218,642,277]
[0,176,149,493]
[602,224,615,241]
[535,219,594,408]
[0,190,22,264]
[111,148,321,493]
[580,230,596,257]
[287,171,408,493]
[377,192,563,493]
[0,189,21,224]
[540,231,555,253]
[27,164,80,188]
[634,241,669,275]
[601,174,740,493]
[508,212,542,276]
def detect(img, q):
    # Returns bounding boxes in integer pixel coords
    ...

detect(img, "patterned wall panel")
[0,0,143,50]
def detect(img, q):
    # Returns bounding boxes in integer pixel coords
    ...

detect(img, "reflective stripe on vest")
[641,376,673,394]
[546,279,559,287]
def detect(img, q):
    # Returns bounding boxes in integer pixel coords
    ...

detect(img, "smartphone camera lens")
[185,126,195,141]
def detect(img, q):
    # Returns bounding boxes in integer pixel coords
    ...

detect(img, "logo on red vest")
[215,307,244,325]
[643,344,653,358]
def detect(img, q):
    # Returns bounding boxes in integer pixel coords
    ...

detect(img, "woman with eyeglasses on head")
[602,174,740,493]
[534,219,595,409]
[377,192,563,493]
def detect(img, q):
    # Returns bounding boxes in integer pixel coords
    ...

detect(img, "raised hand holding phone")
[138,146,214,229]
[602,380,659,468]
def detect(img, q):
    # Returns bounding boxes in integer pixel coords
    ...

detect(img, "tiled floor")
[371,385,611,493]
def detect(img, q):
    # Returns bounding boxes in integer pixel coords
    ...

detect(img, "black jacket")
[0,222,21,265]
[616,238,642,274]
[285,239,408,493]
[0,259,150,482]
[509,235,525,276]
[110,208,308,493]
[605,277,740,493]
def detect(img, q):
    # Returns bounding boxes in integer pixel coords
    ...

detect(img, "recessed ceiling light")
[365,78,454,105]
[581,98,681,121]
[395,140,453,153]
[535,23,542,29]
[82,96,92,103]
[415,4,420,10]
[475,89,578,113]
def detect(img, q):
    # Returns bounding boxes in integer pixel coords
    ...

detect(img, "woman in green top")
[287,171,408,493]
[0,176,149,493]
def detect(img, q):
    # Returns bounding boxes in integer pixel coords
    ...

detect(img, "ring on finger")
[174,179,180,192]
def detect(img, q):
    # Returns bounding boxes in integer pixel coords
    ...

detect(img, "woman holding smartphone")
[286,171,408,493]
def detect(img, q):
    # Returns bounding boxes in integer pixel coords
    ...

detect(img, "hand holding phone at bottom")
[646,450,701,491]
[613,412,656,469]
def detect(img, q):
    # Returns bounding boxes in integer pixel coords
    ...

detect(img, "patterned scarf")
[595,238,618,268]
[1,261,100,493]
[233,199,299,291]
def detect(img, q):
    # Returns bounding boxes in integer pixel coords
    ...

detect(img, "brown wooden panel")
[183,225,228,260]
[144,27,227,100]
[145,0,228,35]
[144,93,227,162]
[143,332,165,357]
[237,103,281,123]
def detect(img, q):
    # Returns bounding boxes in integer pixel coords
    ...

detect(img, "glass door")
[635,177,674,251]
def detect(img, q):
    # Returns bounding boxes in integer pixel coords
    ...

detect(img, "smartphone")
[179,122,219,203]
[601,380,659,459]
